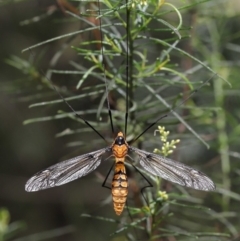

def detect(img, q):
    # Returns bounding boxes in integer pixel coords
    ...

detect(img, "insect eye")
[115,137,125,145]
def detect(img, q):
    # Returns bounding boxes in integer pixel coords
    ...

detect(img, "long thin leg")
[102,162,115,190]
[124,0,130,138]
[27,48,108,143]
[133,74,216,143]
[130,163,153,207]
[96,0,115,137]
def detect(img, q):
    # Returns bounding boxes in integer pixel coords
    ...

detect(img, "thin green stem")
[208,20,231,211]
[214,76,231,210]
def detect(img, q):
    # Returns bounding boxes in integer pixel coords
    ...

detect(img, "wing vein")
[25,148,108,192]
[130,146,215,191]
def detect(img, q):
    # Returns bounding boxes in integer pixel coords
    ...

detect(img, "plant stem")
[214,75,231,211]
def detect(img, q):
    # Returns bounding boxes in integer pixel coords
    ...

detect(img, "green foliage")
[0,208,26,241]
[0,208,10,241]
[154,125,180,156]
[3,0,240,240]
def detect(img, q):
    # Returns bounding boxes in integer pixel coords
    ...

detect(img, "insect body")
[25,131,215,215]
[111,132,129,215]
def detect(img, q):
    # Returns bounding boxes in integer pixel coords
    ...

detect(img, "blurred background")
[0,0,240,240]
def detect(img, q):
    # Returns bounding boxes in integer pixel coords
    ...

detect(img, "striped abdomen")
[112,161,128,215]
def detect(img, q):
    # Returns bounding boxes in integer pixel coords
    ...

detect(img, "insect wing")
[25,148,108,192]
[130,147,215,191]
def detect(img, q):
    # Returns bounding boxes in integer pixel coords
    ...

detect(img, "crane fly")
[25,2,215,216]
[26,130,215,216]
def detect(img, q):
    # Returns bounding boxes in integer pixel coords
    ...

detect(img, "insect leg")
[128,161,153,208]
[102,162,115,190]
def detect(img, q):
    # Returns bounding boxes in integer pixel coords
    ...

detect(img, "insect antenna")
[133,74,216,143]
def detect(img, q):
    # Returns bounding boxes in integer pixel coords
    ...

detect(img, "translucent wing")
[25,148,108,192]
[130,147,215,191]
